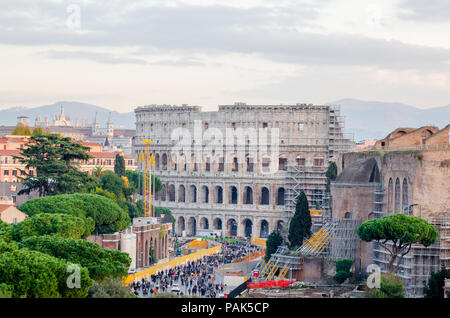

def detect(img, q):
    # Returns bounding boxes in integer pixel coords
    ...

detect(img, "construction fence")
[124,243,222,285]
[247,280,294,289]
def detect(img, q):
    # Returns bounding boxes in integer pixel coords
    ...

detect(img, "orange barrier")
[247,280,294,289]
[251,238,267,248]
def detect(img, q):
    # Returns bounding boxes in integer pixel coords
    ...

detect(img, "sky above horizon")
[1,0,450,112]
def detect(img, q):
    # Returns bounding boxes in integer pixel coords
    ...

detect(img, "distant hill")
[1,99,448,141]
[328,99,450,141]
[0,101,136,129]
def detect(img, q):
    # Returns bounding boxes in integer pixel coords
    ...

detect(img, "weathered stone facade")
[134,103,353,238]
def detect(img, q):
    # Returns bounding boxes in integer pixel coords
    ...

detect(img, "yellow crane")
[139,139,154,217]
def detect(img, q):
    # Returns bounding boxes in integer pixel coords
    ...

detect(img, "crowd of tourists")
[130,240,261,298]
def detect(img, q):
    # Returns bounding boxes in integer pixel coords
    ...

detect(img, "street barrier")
[124,243,222,285]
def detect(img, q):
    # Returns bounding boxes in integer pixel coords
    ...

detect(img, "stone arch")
[213,218,223,230]
[296,154,306,168]
[395,178,401,212]
[229,186,238,204]
[387,178,393,213]
[261,187,270,205]
[170,154,177,171]
[189,185,197,203]
[187,217,197,236]
[161,153,168,170]
[231,154,239,172]
[277,187,285,205]
[260,220,269,238]
[243,218,253,238]
[244,186,253,204]
[227,219,238,237]
[216,186,223,204]
[180,153,186,171]
[155,153,160,170]
[168,184,176,202]
[402,178,409,213]
[276,220,284,232]
[201,185,209,203]
[200,217,209,230]
[246,154,254,172]
[178,185,185,202]
[203,155,211,172]
[279,154,288,171]
[177,216,186,236]
[344,212,352,219]
[160,184,167,201]
[261,154,271,173]
[190,154,198,171]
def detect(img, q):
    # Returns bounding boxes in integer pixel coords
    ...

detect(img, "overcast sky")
[1,0,450,112]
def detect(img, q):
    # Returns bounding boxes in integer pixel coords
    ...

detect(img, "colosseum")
[133,103,354,239]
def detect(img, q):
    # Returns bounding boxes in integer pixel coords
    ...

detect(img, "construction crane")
[139,139,154,218]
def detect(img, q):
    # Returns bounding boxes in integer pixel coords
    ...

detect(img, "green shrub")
[367,273,404,298]
[333,259,353,284]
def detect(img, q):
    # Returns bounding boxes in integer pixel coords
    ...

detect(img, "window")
[232,156,238,172]
[12,170,17,176]
[298,123,304,131]
[262,122,268,128]
[4,170,9,176]
[218,157,224,172]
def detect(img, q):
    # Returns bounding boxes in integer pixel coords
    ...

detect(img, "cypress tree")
[114,154,126,176]
[288,191,312,248]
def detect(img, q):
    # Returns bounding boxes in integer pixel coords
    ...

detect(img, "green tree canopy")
[326,161,338,192]
[356,213,439,273]
[288,191,312,248]
[19,235,131,281]
[265,230,283,262]
[0,245,92,298]
[0,221,12,243]
[14,134,96,197]
[19,193,130,234]
[114,154,126,177]
[11,213,91,241]
[100,171,126,199]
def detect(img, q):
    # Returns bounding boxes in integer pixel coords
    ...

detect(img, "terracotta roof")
[0,205,14,213]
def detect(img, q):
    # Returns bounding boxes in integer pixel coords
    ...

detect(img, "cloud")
[39,50,149,65]
[398,0,450,23]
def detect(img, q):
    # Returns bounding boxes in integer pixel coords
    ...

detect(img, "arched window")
[155,154,160,170]
[161,153,168,170]
[277,187,285,205]
[344,212,352,219]
[395,178,401,213]
[189,185,197,203]
[230,186,238,204]
[261,187,269,205]
[178,185,185,202]
[279,155,287,171]
[260,220,269,238]
[402,178,408,213]
[261,155,271,172]
[387,178,393,213]
[202,186,209,203]
[216,186,223,204]
[160,184,166,201]
[244,187,253,204]
[168,184,176,202]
